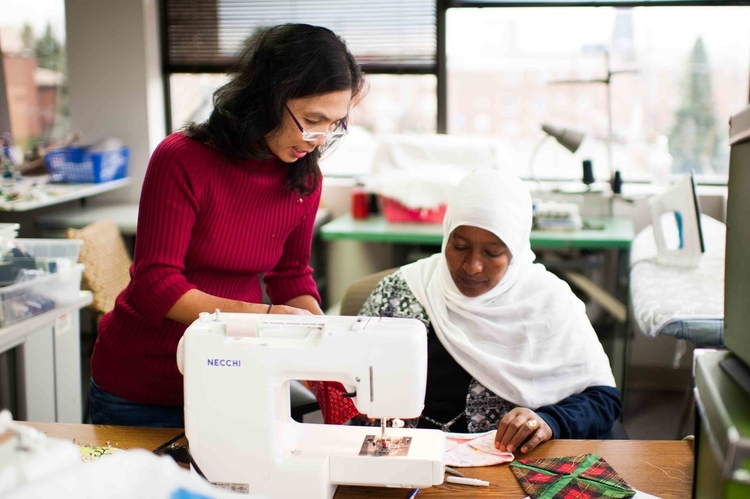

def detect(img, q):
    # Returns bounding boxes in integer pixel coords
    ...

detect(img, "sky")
[3,2,747,57]
[447,7,750,56]
[2,0,66,40]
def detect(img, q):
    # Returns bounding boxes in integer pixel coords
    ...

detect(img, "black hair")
[184,24,365,195]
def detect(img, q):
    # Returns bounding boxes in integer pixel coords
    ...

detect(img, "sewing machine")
[176,311,446,498]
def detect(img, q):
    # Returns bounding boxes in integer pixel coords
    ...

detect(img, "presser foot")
[358,435,413,457]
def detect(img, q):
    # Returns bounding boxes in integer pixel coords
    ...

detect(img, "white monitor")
[724,103,750,369]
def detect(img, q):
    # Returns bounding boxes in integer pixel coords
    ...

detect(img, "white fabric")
[444,431,514,468]
[365,134,507,209]
[401,169,616,409]
[5,447,260,499]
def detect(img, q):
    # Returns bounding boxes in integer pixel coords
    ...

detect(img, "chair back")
[339,267,398,316]
[66,220,132,317]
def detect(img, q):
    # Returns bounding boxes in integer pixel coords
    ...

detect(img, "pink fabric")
[92,132,321,406]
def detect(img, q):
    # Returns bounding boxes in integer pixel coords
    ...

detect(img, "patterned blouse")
[355,270,623,439]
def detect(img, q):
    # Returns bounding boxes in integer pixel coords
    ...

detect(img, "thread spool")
[351,187,369,219]
[582,159,594,185]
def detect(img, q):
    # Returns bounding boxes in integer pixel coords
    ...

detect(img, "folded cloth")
[510,453,635,499]
[444,430,514,467]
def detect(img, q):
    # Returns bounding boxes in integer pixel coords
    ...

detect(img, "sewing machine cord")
[151,431,184,454]
[152,432,208,481]
[185,439,208,480]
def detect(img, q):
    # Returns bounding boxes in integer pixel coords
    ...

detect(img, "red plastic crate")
[380,196,446,223]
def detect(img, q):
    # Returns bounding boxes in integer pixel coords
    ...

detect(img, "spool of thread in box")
[351,187,369,219]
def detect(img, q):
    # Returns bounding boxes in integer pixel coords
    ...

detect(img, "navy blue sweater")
[423,322,622,438]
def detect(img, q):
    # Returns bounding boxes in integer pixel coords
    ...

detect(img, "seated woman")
[312,168,621,454]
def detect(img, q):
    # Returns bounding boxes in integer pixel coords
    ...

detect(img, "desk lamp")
[541,124,585,155]
[529,123,585,190]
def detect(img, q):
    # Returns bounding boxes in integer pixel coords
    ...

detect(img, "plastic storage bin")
[12,239,82,267]
[0,264,83,326]
[0,223,19,253]
[0,239,84,326]
[45,145,129,183]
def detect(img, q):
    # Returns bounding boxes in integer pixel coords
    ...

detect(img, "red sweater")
[91,133,321,406]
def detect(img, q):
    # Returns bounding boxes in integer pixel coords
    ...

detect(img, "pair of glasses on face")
[286,106,348,144]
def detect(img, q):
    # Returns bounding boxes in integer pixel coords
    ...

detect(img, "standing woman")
[89,24,365,427]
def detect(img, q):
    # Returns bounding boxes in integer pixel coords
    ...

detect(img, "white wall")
[65,0,164,204]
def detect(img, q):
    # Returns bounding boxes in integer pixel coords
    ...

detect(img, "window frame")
[158,0,750,182]
[159,0,443,132]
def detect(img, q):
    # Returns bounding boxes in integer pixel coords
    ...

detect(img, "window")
[1,0,69,152]
[162,0,437,176]
[163,0,439,176]
[317,74,437,177]
[162,1,750,183]
[168,73,229,131]
[446,5,750,184]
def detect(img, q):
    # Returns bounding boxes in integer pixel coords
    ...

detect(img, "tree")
[668,37,723,175]
[21,24,35,53]
[34,22,64,72]
[32,22,69,142]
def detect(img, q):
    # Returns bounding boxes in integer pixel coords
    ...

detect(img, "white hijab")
[401,169,616,408]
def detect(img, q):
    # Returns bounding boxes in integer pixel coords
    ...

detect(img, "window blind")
[450,1,747,6]
[163,0,437,73]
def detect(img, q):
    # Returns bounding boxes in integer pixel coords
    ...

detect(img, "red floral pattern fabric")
[307,381,359,425]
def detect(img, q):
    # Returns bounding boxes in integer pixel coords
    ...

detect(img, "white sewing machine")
[176,311,446,499]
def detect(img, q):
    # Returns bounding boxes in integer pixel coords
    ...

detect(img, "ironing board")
[629,215,725,347]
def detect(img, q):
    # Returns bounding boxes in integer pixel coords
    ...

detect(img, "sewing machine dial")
[359,435,412,457]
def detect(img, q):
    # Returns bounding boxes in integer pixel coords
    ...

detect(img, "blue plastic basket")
[45,146,129,183]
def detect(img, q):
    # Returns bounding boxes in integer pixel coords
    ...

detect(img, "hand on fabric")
[495,408,552,454]
[445,431,514,467]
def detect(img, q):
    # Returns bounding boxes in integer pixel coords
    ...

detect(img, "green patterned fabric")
[510,453,636,499]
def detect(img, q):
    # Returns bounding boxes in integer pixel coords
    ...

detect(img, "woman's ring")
[526,419,538,430]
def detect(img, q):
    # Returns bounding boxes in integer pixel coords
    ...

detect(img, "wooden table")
[19,422,694,498]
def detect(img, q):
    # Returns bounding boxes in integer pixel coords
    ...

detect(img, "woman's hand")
[284,295,324,315]
[269,304,313,315]
[494,408,552,454]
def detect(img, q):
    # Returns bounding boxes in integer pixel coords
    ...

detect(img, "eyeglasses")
[286,106,348,143]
